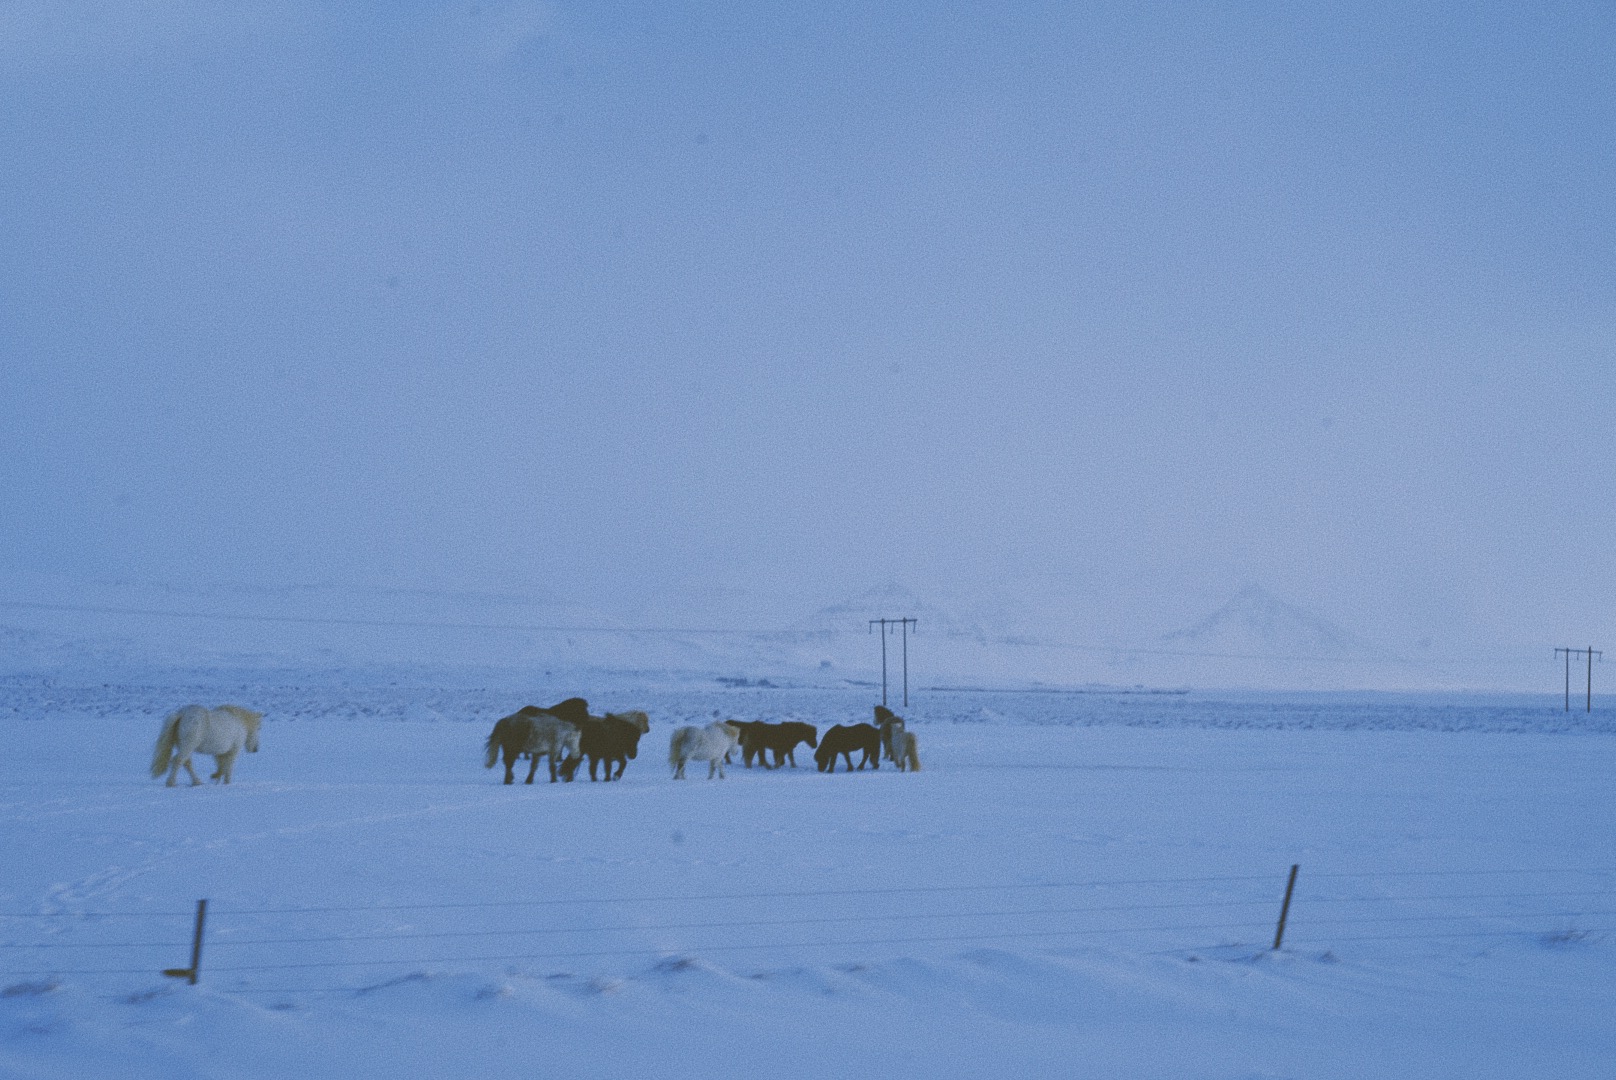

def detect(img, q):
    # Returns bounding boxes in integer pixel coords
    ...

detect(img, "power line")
[181,874,1283,916]
[0,910,196,920]
[1281,926,1616,945]
[2,869,1609,922]
[0,598,1558,670]
[156,900,1290,948]
[12,899,1609,952]
[1302,867,1616,880]
[0,599,780,638]
[195,925,1288,971]
[9,915,1609,981]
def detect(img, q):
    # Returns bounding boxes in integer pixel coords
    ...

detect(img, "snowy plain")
[1,674,1613,1079]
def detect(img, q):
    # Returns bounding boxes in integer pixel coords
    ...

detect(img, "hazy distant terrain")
[0,578,1571,693]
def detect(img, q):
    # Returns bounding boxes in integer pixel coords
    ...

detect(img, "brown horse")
[484,708,582,784]
[576,711,650,781]
[814,723,881,772]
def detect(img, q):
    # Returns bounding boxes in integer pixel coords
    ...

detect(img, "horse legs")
[610,758,625,781]
[180,756,203,786]
[501,746,517,784]
[524,755,540,784]
[214,749,238,784]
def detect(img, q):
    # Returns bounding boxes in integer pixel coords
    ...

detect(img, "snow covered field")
[2,678,1614,1078]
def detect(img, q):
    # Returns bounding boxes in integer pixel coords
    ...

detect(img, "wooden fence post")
[162,899,208,985]
[1272,866,1298,950]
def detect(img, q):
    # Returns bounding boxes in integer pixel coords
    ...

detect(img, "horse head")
[623,727,641,759]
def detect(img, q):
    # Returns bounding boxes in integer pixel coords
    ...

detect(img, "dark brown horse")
[735,721,819,768]
[814,723,881,772]
[576,710,650,781]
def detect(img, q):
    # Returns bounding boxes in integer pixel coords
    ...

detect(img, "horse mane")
[215,705,263,736]
[606,710,650,734]
[544,698,591,725]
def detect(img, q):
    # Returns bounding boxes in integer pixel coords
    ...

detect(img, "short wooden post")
[162,899,207,985]
[1272,865,1298,950]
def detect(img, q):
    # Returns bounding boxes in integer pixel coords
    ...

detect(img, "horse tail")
[151,711,181,777]
[484,717,507,769]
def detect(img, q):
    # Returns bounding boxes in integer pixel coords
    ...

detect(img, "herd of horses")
[148,699,919,787]
[488,698,921,783]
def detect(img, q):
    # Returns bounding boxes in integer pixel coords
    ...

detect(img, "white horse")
[484,708,583,784]
[893,730,921,772]
[150,705,262,787]
[669,721,741,779]
[879,715,906,764]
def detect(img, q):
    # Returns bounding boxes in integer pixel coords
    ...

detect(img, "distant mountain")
[1,576,1448,692]
[1164,585,1400,662]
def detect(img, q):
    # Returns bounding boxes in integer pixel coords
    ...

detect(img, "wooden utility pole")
[869,618,917,707]
[1554,647,1602,712]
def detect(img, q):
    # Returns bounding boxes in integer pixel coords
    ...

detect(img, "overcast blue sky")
[3,1,1613,657]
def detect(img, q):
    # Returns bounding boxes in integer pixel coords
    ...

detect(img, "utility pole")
[869,618,917,708]
[1554,647,1602,712]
